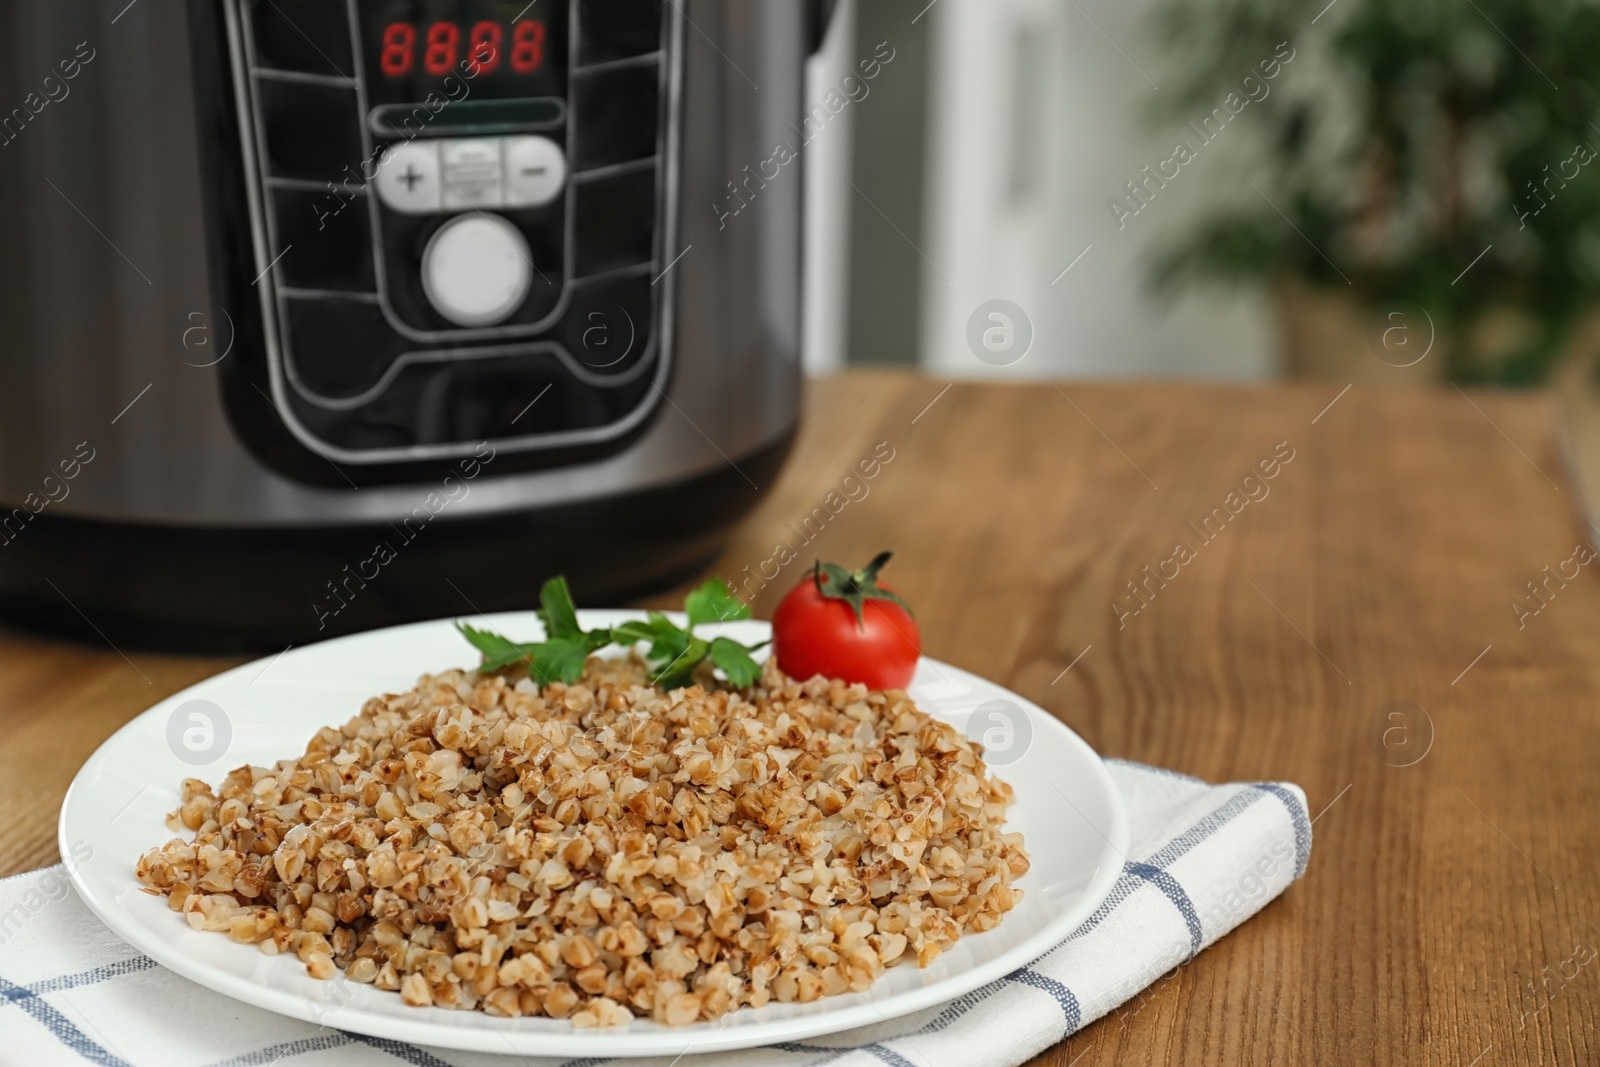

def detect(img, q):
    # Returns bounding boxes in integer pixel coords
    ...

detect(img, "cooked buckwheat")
[135,655,1028,1025]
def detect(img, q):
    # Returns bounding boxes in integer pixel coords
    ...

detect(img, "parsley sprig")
[455,576,767,689]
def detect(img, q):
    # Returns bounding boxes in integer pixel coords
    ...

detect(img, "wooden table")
[3,370,1597,1065]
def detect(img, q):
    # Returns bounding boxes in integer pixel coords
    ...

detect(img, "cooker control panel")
[225,0,677,465]
[373,136,569,215]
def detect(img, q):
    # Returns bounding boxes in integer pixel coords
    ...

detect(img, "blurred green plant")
[1148,0,1600,383]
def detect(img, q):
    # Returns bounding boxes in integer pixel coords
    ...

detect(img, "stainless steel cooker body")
[0,0,820,648]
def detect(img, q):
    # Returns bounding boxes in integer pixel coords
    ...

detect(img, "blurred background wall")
[807,0,1277,380]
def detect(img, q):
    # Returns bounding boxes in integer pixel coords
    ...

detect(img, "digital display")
[377,20,545,77]
[359,1,568,106]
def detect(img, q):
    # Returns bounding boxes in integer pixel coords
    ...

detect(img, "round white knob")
[420,213,532,327]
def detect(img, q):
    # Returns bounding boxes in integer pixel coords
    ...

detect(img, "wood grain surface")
[3,369,1597,1065]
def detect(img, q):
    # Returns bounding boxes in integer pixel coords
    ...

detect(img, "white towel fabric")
[0,760,1308,1067]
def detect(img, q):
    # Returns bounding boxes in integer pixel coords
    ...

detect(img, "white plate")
[62,611,1126,1058]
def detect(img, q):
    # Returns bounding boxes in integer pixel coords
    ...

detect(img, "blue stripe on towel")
[770,1041,854,1063]
[1065,870,1144,942]
[208,1031,462,1067]
[914,987,994,1033]
[1126,863,1204,957]
[865,1043,920,1067]
[1005,967,1081,1032]
[0,974,135,1067]
[27,956,159,995]
[1140,788,1264,869]
[1252,782,1312,877]
[348,1032,459,1066]
[1067,778,1303,957]
[204,1034,355,1067]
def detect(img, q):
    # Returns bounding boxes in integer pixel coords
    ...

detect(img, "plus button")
[374,143,441,213]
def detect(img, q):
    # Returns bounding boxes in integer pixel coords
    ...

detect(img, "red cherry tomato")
[772,553,920,690]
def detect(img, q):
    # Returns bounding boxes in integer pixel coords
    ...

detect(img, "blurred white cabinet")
[917,0,1275,380]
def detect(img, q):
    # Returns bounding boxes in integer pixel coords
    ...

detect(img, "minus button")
[503,136,567,209]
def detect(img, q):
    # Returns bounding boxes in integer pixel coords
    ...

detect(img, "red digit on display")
[424,22,460,76]
[468,21,502,74]
[380,22,415,77]
[511,20,545,74]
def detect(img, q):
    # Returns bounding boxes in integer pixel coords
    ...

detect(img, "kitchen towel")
[0,759,1309,1067]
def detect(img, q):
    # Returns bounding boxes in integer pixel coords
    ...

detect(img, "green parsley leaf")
[529,635,593,686]
[459,574,766,693]
[455,622,537,672]
[610,612,691,664]
[709,636,763,688]
[684,579,751,628]
[536,575,582,640]
[653,636,709,691]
